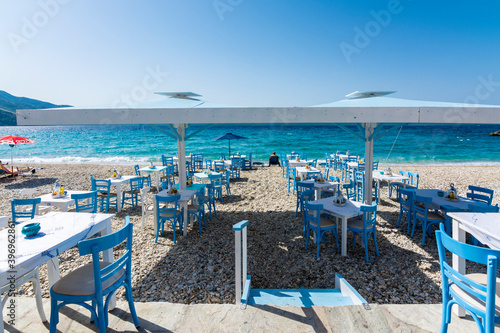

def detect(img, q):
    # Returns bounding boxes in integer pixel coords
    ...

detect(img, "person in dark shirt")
[268,152,280,166]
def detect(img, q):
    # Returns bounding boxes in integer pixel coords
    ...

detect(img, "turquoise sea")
[0,125,499,165]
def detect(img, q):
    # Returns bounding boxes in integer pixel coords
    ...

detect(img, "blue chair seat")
[51,261,124,296]
[449,273,500,317]
[415,211,443,220]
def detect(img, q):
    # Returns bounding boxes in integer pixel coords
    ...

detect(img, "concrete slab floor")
[4,298,485,332]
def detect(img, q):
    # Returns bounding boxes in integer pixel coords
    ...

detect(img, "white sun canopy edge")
[16,105,500,126]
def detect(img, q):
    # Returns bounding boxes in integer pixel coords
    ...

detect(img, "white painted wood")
[364,123,374,205]
[235,230,242,305]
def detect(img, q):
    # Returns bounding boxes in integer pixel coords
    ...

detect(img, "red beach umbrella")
[0,135,35,172]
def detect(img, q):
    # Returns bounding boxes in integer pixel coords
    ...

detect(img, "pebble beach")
[2,163,499,305]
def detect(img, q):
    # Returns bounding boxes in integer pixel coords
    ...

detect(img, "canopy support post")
[175,124,187,190]
[364,123,375,205]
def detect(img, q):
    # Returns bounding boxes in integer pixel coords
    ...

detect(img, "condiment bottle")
[60,184,64,195]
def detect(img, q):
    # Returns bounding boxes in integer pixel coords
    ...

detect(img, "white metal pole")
[242,226,247,289]
[176,124,187,190]
[235,230,242,305]
[364,123,375,205]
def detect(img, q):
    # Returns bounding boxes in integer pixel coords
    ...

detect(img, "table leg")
[156,172,160,191]
[315,188,321,200]
[116,184,122,213]
[341,217,347,256]
[46,257,60,288]
[183,203,188,236]
[452,219,466,317]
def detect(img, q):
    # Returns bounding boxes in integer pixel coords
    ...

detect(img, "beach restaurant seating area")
[1,152,500,332]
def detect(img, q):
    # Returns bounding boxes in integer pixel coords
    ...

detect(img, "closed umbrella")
[213,133,247,157]
[0,135,35,173]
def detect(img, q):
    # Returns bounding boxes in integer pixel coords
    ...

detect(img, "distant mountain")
[0,90,71,126]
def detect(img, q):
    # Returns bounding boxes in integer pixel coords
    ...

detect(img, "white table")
[312,198,369,256]
[155,189,198,237]
[347,161,358,170]
[301,180,339,200]
[413,189,489,212]
[0,212,115,306]
[139,165,167,190]
[194,172,222,183]
[296,166,320,180]
[372,171,410,198]
[105,175,137,213]
[449,212,500,317]
[288,160,308,168]
[36,190,92,212]
[230,155,246,159]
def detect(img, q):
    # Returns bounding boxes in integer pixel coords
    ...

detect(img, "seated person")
[268,152,280,166]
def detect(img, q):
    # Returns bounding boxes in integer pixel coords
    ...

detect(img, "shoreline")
[1,163,498,305]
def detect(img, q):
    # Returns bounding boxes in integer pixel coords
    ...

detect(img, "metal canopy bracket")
[149,124,182,141]
[336,124,366,142]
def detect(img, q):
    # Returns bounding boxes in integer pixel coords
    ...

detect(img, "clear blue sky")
[1,0,500,107]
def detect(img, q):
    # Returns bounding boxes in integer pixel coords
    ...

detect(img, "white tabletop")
[194,172,222,180]
[157,189,197,203]
[288,160,308,167]
[139,166,167,173]
[301,180,339,190]
[106,175,137,184]
[38,190,90,205]
[347,161,358,169]
[449,212,500,250]
[230,155,246,159]
[0,212,114,284]
[372,171,409,182]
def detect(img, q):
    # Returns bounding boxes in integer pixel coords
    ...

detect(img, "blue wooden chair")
[467,185,494,205]
[281,158,288,178]
[305,171,322,180]
[287,167,299,194]
[222,169,231,196]
[372,161,379,170]
[435,224,500,333]
[209,173,224,202]
[242,153,252,170]
[355,170,364,202]
[341,159,349,182]
[11,197,41,224]
[122,177,143,210]
[71,191,98,213]
[301,152,307,161]
[411,194,446,245]
[230,157,241,180]
[188,188,206,233]
[307,158,318,168]
[49,217,140,333]
[162,155,178,175]
[295,181,315,217]
[220,153,225,160]
[155,194,183,243]
[204,183,217,220]
[205,159,212,170]
[343,183,356,201]
[396,188,414,234]
[323,165,331,180]
[213,160,225,173]
[388,170,409,198]
[347,204,379,262]
[321,176,340,198]
[161,165,176,189]
[304,202,339,258]
[407,172,419,190]
[357,163,366,172]
[134,164,151,187]
[92,178,117,213]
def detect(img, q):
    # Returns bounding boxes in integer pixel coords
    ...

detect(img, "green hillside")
[0,90,71,126]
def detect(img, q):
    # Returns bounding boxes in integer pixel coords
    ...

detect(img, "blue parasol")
[213,133,247,157]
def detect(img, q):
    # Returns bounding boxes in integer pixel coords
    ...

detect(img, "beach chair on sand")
[0,163,18,177]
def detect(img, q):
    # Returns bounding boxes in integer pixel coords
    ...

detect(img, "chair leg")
[125,280,140,327]
[372,231,380,257]
[49,297,59,333]
[364,234,370,262]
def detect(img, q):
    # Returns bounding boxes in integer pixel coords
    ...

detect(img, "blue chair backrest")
[214,161,224,172]
[78,217,133,299]
[343,183,356,200]
[372,161,379,170]
[134,165,140,176]
[302,189,315,203]
[301,153,307,161]
[296,180,314,193]
[348,155,358,162]
[94,179,112,195]
[408,172,419,188]
[360,204,377,229]
[130,177,143,190]
[468,203,499,213]
[467,185,494,205]
[155,194,181,218]
[288,166,296,178]
[305,202,323,230]
[398,188,414,207]
[435,224,500,332]
[220,153,225,160]
[413,194,431,215]
[71,191,98,213]
[162,155,167,166]
[205,159,212,169]
[323,166,330,179]
[209,173,223,188]
[329,175,340,191]
[11,198,41,223]
[357,163,365,172]
[307,171,322,180]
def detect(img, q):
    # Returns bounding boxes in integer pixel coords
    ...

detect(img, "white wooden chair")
[140,186,154,232]
[19,189,52,215]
